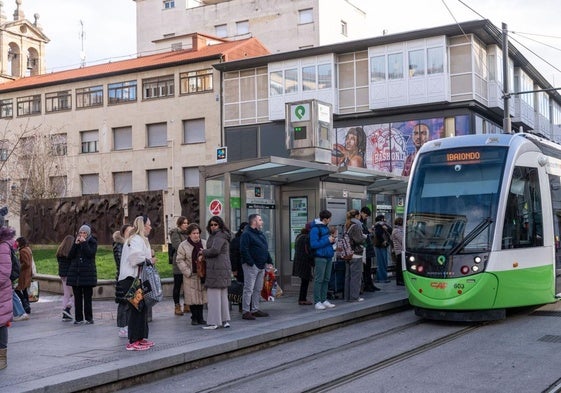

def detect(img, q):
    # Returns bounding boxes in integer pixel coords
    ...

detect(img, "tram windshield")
[406,147,508,254]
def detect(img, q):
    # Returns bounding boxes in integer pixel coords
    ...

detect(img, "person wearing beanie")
[67,224,98,324]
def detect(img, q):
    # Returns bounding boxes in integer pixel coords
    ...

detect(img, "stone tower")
[0,0,49,82]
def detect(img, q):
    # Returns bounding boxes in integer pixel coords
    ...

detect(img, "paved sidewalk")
[1,282,409,393]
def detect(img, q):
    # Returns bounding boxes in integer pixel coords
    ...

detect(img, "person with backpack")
[343,210,367,302]
[374,215,392,284]
[292,222,314,305]
[309,210,336,310]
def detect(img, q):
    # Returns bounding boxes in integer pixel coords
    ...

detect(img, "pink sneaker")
[139,338,154,347]
[126,341,150,351]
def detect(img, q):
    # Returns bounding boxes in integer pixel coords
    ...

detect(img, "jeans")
[374,247,389,282]
[60,276,73,311]
[313,257,333,304]
[12,290,25,317]
[298,278,311,302]
[242,263,265,313]
[344,257,363,301]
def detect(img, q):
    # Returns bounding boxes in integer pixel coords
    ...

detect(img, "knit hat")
[79,224,91,236]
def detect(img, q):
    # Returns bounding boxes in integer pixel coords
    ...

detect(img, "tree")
[0,120,68,219]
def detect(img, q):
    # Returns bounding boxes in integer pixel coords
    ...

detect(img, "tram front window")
[406,147,507,254]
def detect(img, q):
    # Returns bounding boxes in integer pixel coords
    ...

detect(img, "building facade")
[135,0,370,56]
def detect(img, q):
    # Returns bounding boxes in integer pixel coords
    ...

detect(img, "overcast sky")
[16,0,561,86]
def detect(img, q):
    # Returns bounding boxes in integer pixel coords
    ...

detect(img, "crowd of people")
[0,208,405,364]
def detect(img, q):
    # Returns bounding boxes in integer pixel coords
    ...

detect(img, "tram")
[403,133,561,321]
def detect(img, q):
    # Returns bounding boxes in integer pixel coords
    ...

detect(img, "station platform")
[1,281,409,393]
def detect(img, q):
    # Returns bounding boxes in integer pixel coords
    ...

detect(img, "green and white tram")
[404,133,561,321]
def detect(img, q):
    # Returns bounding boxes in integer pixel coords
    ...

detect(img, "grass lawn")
[33,246,173,280]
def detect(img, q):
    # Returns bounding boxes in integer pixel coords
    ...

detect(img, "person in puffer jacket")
[309,210,336,310]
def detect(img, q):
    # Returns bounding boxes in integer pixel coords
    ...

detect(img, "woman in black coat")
[66,224,98,324]
[292,223,314,305]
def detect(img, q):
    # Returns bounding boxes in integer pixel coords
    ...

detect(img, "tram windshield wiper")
[447,217,493,256]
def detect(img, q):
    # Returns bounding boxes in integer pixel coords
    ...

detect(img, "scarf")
[188,237,203,273]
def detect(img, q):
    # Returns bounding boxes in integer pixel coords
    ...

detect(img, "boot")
[0,348,6,370]
[174,303,184,316]
[183,304,190,313]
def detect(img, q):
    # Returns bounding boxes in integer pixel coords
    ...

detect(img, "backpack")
[6,242,20,282]
[336,227,354,261]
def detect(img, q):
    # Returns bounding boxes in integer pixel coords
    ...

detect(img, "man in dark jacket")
[360,207,379,292]
[240,214,273,320]
[309,210,336,310]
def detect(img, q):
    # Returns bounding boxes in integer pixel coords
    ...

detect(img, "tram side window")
[502,167,543,249]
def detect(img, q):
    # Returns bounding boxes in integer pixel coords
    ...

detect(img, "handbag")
[125,267,144,311]
[196,256,206,279]
[228,279,243,304]
[141,259,163,307]
[29,280,40,302]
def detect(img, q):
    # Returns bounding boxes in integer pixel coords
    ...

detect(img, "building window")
[0,140,8,161]
[388,53,404,80]
[270,71,283,96]
[163,0,175,9]
[427,47,444,75]
[179,69,213,94]
[108,80,137,104]
[19,136,35,157]
[76,85,103,108]
[45,90,72,112]
[147,122,168,147]
[183,167,199,188]
[143,75,174,99]
[236,20,249,36]
[16,94,41,116]
[302,66,316,91]
[0,99,13,118]
[317,64,332,89]
[340,20,347,36]
[113,171,132,193]
[215,24,227,38]
[113,126,132,150]
[147,169,168,191]
[50,176,67,197]
[284,69,298,94]
[408,49,425,77]
[50,134,67,156]
[81,130,98,153]
[183,118,205,144]
[80,174,99,195]
[370,55,386,82]
[299,8,313,24]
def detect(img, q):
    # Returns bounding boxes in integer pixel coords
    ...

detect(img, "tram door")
[548,174,561,294]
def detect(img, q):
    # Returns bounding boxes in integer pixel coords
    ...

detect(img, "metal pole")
[502,22,511,133]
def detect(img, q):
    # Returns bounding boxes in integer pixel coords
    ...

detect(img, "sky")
[14,0,561,86]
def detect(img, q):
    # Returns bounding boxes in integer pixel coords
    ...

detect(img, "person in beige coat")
[176,223,207,326]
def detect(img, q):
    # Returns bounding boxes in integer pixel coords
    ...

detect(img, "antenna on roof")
[79,20,86,68]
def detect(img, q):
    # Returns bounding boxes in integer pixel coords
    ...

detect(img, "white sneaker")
[118,327,128,338]
[323,300,336,308]
[315,302,326,310]
[13,313,29,321]
[357,298,365,302]
[202,324,218,330]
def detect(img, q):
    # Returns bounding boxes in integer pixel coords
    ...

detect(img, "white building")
[134,0,371,55]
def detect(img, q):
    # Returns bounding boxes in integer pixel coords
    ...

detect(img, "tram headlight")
[474,256,482,264]
[460,265,470,275]
[408,255,415,263]
[472,265,479,272]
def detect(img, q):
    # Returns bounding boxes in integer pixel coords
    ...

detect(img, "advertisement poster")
[332,117,450,176]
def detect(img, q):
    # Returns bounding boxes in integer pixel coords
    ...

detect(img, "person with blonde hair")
[118,215,155,351]
[56,235,75,321]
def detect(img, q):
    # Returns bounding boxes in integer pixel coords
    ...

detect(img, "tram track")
[194,316,485,393]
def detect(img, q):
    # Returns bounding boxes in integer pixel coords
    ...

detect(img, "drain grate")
[531,310,561,317]
[538,335,561,343]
